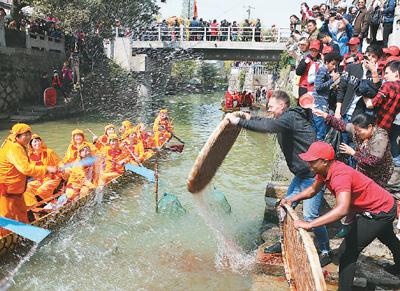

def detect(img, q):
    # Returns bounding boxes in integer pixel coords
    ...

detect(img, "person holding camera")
[320,9,353,56]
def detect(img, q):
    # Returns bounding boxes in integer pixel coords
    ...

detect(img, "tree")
[181,0,194,21]
[20,0,160,38]
[200,62,219,91]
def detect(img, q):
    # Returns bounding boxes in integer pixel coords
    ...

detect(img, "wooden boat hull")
[0,138,173,257]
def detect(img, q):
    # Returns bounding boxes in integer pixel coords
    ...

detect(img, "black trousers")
[383,22,393,48]
[338,201,400,291]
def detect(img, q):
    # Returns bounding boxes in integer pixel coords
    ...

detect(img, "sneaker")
[335,224,351,238]
[319,251,332,267]
[264,242,282,254]
[384,264,400,275]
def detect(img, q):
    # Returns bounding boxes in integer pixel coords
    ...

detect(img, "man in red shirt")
[342,37,363,70]
[281,141,400,291]
[364,61,400,132]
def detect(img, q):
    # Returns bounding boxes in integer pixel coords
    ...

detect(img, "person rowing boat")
[100,134,129,184]
[123,128,144,165]
[0,124,57,236]
[61,129,98,181]
[93,124,116,150]
[23,134,62,207]
[119,120,133,141]
[137,123,156,159]
[65,144,101,200]
[153,109,173,147]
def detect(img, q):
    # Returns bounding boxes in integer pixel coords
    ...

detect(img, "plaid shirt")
[371,80,400,132]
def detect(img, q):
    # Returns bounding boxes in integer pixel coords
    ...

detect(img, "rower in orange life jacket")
[119,121,133,141]
[100,134,129,184]
[136,123,156,159]
[93,124,116,151]
[153,109,173,147]
[0,124,57,236]
[123,128,145,165]
[61,129,98,181]
[24,134,62,207]
[65,144,100,200]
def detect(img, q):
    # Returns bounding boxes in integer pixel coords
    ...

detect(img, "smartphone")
[363,55,369,61]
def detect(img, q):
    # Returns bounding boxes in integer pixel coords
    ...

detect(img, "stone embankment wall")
[0,46,65,113]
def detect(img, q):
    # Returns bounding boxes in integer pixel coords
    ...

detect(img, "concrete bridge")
[104,26,289,97]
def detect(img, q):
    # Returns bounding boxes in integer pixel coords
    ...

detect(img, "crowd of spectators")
[126,17,271,42]
[287,0,400,166]
[0,8,64,41]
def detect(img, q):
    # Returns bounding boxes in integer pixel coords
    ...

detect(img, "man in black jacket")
[225,90,332,267]
[335,45,382,143]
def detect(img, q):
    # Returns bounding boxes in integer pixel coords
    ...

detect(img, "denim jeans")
[312,105,328,141]
[389,123,400,157]
[285,175,331,253]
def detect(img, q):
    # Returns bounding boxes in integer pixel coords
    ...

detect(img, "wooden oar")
[159,125,185,144]
[144,144,184,153]
[123,144,143,167]
[104,157,155,183]
[85,128,106,147]
[59,156,99,171]
[155,164,158,213]
[0,217,51,243]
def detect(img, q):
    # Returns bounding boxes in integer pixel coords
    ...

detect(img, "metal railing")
[0,23,64,53]
[231,65,269,75]
[117,26,290,43]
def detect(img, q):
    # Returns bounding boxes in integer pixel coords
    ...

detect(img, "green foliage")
[25,0,159,38]
[200,62,219,91]
[238,69,247,91]
[171,60,197,80]
[181,0,194,20]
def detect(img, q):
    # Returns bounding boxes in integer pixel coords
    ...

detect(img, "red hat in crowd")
[387,56,400,63]
[322,45,333,54]
[310,40,321,51]
[346,37,360,46]
[299,142,335,161]
[388,46,400,56]
[383,48,389,54]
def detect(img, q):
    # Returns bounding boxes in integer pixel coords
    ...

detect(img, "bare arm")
[294,191,351,230]
[363,97,374,109]
[280,180,325,207]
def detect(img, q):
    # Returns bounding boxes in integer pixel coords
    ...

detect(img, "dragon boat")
[0,138,174,258]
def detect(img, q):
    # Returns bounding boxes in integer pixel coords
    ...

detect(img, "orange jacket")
[124,139,145,163]
[66,160,100,190]
[100,146,128,174]
[0,141,46,194]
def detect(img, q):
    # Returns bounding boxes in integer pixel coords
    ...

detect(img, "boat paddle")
[0,217,51,243]
[86,128,107,147]
[159,125,185,144]
[104,156,156,183]
[59,156,99,171]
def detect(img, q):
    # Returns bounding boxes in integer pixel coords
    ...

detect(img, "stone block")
[265,182,289,199]
[6,86,11,94]
[253,244,285,276]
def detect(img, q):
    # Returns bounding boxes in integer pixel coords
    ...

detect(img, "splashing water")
[192,184,254,274]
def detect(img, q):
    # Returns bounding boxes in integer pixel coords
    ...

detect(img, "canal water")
[1,93,279,290]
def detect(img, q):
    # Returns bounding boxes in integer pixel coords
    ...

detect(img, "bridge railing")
[231,65,269,75]
[120,26,290,43]
[0,23,64,53]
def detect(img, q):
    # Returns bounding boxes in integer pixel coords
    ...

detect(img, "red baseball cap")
[346,37,360,46]
[383,48,389,54]
[299,142,335,161]
[322,45,333,54]
[388,46,400,56]
[309,39,321,51]
[387,56,400,62]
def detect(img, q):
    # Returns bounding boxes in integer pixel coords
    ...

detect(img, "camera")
[330,11,337,17]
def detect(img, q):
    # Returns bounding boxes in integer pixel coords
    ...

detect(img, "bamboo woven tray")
[280,204,327,291]
[187,119,241,193]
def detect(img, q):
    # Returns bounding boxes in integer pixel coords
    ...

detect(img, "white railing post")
[251,27,255,42]
[277,28,281,43]
[25,29,31,49]
[158,26,161,41]
[204,27,207,41]
[228,26,231,42]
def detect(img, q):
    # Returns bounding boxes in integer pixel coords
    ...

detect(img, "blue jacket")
[383,0,396,23]
[321,20,353,55]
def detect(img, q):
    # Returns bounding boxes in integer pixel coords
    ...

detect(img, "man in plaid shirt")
[364,61,400,132]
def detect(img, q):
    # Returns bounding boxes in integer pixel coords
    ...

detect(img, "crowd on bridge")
[118,17,281,42]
